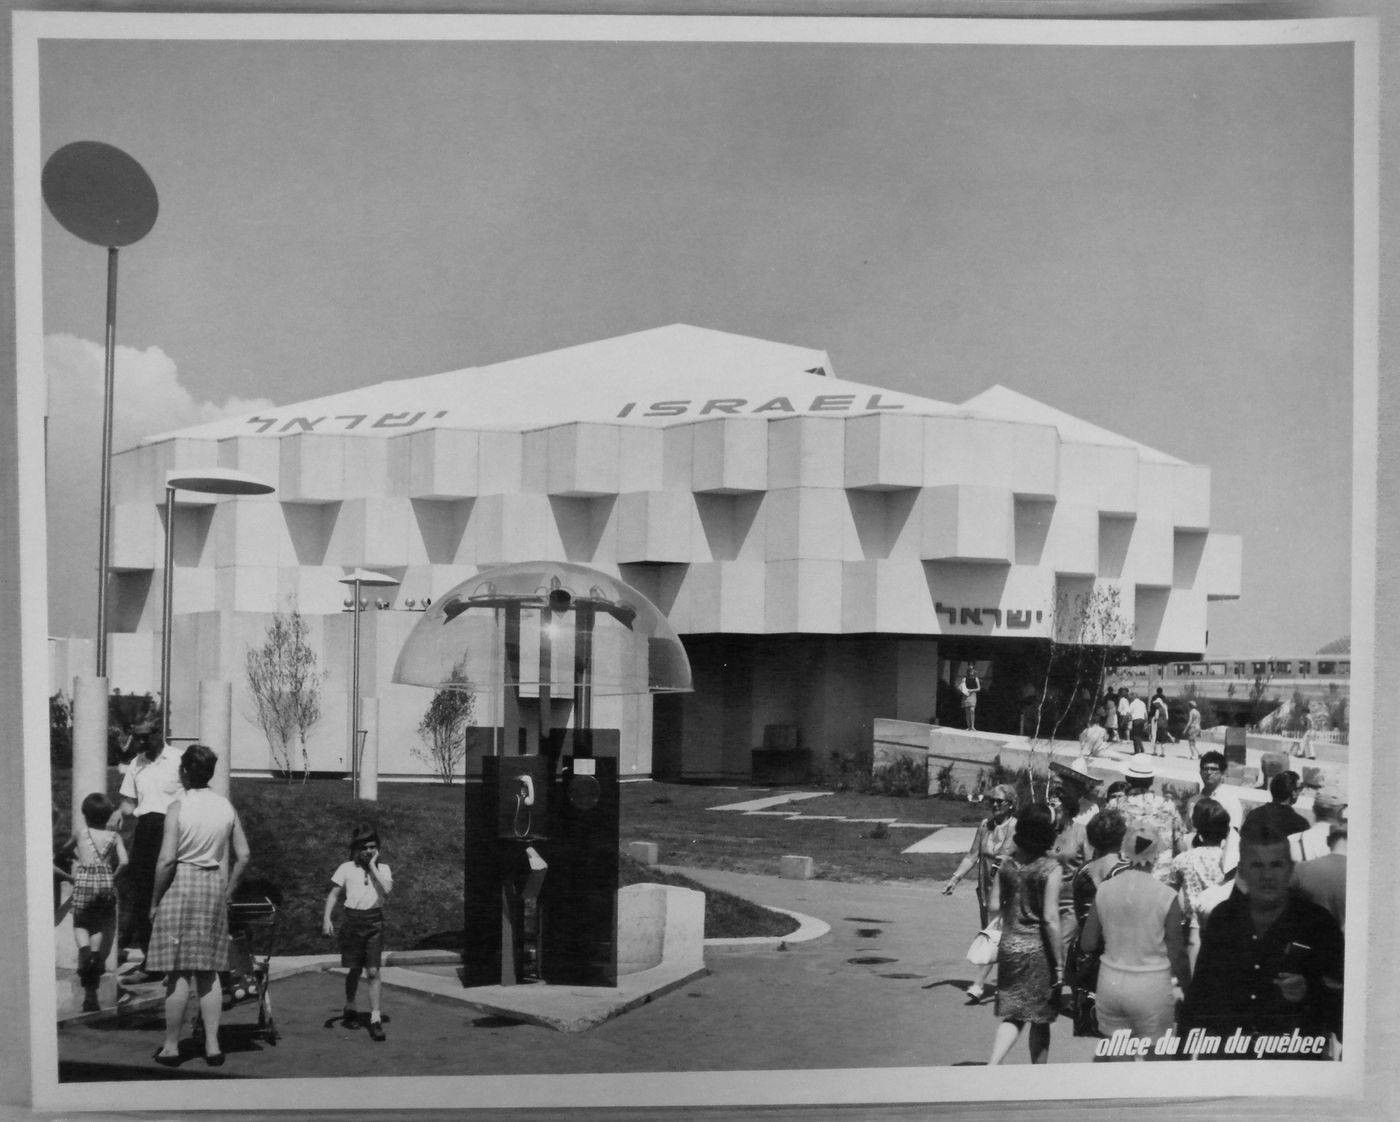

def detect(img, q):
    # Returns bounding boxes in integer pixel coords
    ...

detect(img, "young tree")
[246,607,323,783]
[1030,583,1135,742]
[414,660,476,784]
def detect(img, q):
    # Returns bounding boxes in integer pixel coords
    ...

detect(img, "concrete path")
[55,867,1099,1082]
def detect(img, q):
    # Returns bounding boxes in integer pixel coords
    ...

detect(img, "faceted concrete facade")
[95,325,1241,780]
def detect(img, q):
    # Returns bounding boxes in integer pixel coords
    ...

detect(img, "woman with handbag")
[55,793,129,1011]
[986,803,1064,1065]
[943,784,1018,1001]
[1066,808,1128,1037]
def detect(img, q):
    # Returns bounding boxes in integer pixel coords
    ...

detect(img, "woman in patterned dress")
[147,745,250,1067]
[1167,798,1229,971]
[986,803,1064,1065]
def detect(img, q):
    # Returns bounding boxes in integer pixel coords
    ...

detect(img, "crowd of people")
[945,751,1347,1064]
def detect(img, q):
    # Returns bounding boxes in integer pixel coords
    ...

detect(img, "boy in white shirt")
[324,823,394,1040]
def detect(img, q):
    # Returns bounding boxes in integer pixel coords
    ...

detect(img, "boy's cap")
[349,822,380,849]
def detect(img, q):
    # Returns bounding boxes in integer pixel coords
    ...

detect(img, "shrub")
[871,754,928,798]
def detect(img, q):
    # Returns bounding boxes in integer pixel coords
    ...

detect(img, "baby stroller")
[194,898,280,1048]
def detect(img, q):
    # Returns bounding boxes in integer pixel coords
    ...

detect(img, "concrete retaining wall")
[616,883,705,976]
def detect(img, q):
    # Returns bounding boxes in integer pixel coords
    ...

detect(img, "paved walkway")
[55,867,1098,1083]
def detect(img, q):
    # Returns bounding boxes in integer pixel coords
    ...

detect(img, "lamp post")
[162,469,275,739]
[42,142,158,676]
[339,569,399,795]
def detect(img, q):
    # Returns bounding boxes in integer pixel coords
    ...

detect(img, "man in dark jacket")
[1179,816,1343,1059]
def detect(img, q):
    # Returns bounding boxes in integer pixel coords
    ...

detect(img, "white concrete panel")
[690,418,768,494]
[521,429,550,492]
[1136,461,1176,523]
[661,424,694,492]
[924,562,1056,639]
[397,428,480,499]
[279,502,337,567]
[1171,463,1212,531]
[409,498,472,565]
[213,564,276,614]
[1040,501,1099,577]
[1134,586,1209,654]
[1172,530,1208,591]
[546,423,622,497]
[278,434,348,503]
[844,413,923,490]
[216,436,282,495]
[765,559,843,633]
[657,561,716,632]
[618,426,666,493]
[922,416,979,486]
[495,493,564,562]
[1121,515,1175,589]
[926,417,1039,493]
[276,565,350,615]
[107,631,158,697]
[1200,532,1243,600]
[109,501,160,571]
[1058,443,1138,516]
[343,435,391,501]
[323,497,415,568]
[615,491,697,563]
[767,416,845,490]
[1140,461,1211,533]
[212,502,282,569]
[718,562,767,634]
[919,484,1015,564]
[477,430,525,495]
[1098,514,1135,580]
[548,495,611,562]
[692,492,766,562]
[111,444,157,505]
[763,488,861,561]
[841,560,939,633]
[1009,423,1060,501]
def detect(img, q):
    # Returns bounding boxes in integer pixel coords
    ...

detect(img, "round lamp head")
[166,467,275,496]
[42,141,158,248]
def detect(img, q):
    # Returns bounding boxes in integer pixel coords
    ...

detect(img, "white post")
[199,679,233,799]
[71,675,109,835]
[360,698,380,802]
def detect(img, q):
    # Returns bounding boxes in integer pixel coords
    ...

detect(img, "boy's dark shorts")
[338,907,384,970]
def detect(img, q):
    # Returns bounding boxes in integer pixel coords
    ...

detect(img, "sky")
[32,26,1357,657]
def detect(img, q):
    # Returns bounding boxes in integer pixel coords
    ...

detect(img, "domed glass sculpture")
[391,561,692,696]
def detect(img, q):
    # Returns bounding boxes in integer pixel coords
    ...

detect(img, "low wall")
[616,883,705,976]
[871,719,1003,797]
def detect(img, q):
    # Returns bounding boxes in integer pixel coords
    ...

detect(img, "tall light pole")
[42,142,158,676]
[339,569,399,795]
[161,469,275,739]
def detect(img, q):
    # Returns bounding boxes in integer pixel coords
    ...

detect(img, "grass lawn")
[621,781,984,883]
[50,771,983,955]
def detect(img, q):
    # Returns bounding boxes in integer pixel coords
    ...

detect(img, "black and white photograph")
[4,8,1389,1118]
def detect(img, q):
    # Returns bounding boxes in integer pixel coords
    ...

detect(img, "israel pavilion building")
[96,325,1241,781]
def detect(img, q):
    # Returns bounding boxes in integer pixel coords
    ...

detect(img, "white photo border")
[11,11,1379,1114]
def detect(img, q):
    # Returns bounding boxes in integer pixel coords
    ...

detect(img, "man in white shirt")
[1189,750,1243,875]
[108,724,184,966]
[1127,692,1149,754]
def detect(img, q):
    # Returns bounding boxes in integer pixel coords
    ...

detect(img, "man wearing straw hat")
[1117,756,1185,884]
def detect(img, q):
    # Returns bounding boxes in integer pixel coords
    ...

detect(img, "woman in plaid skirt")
[147,745,250,1068]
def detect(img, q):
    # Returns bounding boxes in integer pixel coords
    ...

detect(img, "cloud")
[45,333,277,642]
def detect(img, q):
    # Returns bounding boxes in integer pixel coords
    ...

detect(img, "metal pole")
[160,484,175,738]
[350,578,362,793]
[95,247,119,676]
